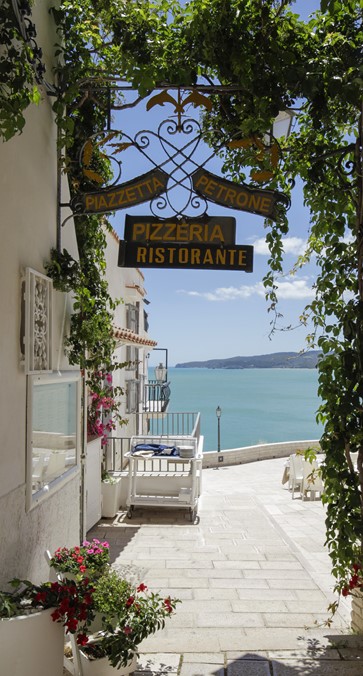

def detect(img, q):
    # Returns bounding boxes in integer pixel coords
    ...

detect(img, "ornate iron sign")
[71,169,168,215]
[192,168,288,218]
[124,215,236,245]
[118,241,253,272]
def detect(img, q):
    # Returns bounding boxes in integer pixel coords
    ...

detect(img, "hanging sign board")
[118,240,253,272]
[192,168,288,219]
[71,169,168,215]
[124,215,236,245]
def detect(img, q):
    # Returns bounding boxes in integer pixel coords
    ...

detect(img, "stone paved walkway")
[86,457,363,675]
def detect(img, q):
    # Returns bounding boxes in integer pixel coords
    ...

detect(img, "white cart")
[126,435,202,523]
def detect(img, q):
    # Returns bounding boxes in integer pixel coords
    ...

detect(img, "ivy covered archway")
[1,0,363,605]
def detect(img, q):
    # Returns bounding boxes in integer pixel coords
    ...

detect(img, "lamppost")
[153,348,168,383]
[216,406,222,453]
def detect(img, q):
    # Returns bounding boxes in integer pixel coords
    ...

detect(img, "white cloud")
[178,277,314,302]
[252,236,307,256]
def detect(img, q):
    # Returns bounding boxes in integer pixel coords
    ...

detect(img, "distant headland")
[175,351,322,369]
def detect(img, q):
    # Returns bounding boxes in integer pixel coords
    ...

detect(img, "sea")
[163,367,323,452]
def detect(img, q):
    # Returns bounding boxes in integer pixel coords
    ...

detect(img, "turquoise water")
[163,367,322,451]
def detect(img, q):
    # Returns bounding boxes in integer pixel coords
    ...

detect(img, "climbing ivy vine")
[1,0,363,601]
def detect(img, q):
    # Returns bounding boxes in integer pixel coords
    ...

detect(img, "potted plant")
[78,569,180,675]
[0,579,64,676]
[101,471,122,518]
[47,542,180,672]
[49,538,110,579]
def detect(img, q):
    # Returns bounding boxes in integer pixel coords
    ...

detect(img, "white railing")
[105,412,201,471]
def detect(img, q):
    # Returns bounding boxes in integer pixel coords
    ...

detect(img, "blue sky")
[112,0,322,365]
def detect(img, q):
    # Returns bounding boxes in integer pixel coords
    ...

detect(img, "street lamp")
[155,362,167,383]
[216,405,222,453]
[272,110,294,140]
[153,347,168,383]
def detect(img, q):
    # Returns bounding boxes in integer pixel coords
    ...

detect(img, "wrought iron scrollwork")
[11,0,57,94]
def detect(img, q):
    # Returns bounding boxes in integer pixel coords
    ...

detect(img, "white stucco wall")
[0,3,80,586]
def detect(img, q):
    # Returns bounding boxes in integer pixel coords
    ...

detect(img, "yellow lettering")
[260,196,272,214]
[191,248,201,265]
[205,179,218,196]
[189,224,203,242]
[203,249,214,264]
[249,194,262,211]
[150,224,164,241]
[238,250,247,267]
[194,173,209,190]
[168,248,176,263]
[176,224,188,241]
[163,223,175,241]
[136,247,147,263]
[85,195,95,210]
[225,189,237,204]
[125,187,136,203]
[228,249,236,264]
[216,185,227,201]
[132,223,146,240]
[117,190,125,205]
[134,182,145,198]
[155,247,165,263]
[209,224,224,243]
[108,191,117,208]
[179,248,188,264]
[216,249,226,265]
[236,191,249,208]
[152,177,164,192]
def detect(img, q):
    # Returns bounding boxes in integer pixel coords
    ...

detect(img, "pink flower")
[101,541,109,548]
[86,549,95,554]
[92,539,100,544]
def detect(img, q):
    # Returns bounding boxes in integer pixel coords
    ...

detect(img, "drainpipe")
[79,360,87,542]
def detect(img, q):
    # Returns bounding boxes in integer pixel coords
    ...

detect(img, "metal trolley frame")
[126,435,202,522]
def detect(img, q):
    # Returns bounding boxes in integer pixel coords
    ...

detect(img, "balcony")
[144,379,171,414]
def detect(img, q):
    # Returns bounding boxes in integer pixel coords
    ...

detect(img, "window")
[126,303,139,333]
[126,380,139,413]
[126,346,139,376]
[27,371,81,509]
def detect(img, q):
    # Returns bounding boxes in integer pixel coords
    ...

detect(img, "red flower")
[35,591,47,603]
[51,609,61,621]
[77,556,84,564]
[123,625,132,635]
[126,596,135,607]
[79,565,86,573]
[76,633,89,646]
[137,583,148,592]
[342,586,350,597]
[66,617,79,633]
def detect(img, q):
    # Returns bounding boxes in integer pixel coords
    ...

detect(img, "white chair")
[43,452,66,482]
[300,459,324,500]
[289,454,304,499]
[32,455,45,490]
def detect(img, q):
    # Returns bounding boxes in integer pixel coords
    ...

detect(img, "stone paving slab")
[87,457,363,673]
